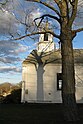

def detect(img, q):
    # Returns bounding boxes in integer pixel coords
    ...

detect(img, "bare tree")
[17,0,83,122]
[2,0,81,122]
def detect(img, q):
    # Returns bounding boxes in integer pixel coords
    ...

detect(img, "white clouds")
[0,9,19,35]
[0,66,21,73]
[0,40,28,56]
[0,56,21,64]
[0,40,28,74]
[31,8,42,20]
[0,0,39,81]
[0,0,42,36]
[14,44,28,55]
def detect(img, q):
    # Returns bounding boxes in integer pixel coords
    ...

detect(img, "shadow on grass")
[0,103,83,124]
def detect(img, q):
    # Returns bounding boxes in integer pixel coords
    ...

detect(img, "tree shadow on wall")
[27,50,59,102]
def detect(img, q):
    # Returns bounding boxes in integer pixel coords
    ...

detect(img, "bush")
[2,89,21,104]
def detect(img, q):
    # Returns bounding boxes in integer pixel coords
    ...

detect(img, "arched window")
[44,33,48,41]
[57,73,62,90]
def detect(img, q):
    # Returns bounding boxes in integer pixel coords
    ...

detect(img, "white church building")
[21,30,83,103]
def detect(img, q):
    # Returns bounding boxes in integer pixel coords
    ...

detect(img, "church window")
[44,33,48,41]
[57,73,62,90]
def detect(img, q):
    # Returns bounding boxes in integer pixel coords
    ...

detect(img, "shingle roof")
[23,49,83,64]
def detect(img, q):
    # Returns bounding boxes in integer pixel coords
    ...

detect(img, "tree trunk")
[61,27,79,121]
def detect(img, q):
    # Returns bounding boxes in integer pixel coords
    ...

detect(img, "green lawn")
[0,103,83,124]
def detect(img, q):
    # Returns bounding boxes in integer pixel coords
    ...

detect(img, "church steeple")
[45,18,49,30]
[37,21,56,53]
[43,19,49,41]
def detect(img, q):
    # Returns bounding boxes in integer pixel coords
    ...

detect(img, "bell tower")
[37,21,56,53]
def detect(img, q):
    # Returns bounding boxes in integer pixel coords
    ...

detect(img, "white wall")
[43,64,62,103]
[21,63,62,103]
[21,63,83,103]
[75,64,83,103]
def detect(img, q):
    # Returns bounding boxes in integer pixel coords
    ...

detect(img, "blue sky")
[0,0,83,84]
[73,32,83,48]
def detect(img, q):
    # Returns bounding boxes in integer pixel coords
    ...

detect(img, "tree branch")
[13,31,60,41]
[54,0,69,25]
[69,0,75,6]
[26,0,60,17]
[72,27,83,33]
[54,0,62,9]
[0,0,8,5]
[65,0,69,20]
[54,0,60,5]
[34,14,60,27]
[68,0,78,27]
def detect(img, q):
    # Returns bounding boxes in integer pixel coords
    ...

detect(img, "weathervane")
[45,17,49,30]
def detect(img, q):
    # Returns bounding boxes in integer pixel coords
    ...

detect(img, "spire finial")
[45,17,49,30]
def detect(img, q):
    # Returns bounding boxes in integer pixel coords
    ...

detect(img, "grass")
[0,103,83,124]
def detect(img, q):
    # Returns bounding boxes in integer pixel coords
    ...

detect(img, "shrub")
[2,89,21,104]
